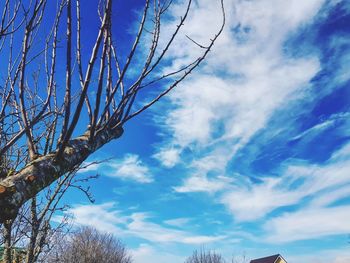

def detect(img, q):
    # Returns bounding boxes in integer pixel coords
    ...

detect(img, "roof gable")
[250,254,284,263]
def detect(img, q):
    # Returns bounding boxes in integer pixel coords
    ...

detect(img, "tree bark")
[25,198,38,263]
[0,126,123,223]
[3,220,13,263]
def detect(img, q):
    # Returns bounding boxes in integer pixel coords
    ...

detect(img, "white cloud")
[80,154,153,183]
[131,244,185,263]
[164,217,191,227]
[331,141,350,161]
[149,0,350,244]
[174,174,232,193]
[191,153,230,173]
[153,0,326,201]
[288,248,350,263]
[221,143,350,222]
[330,36,350,85]
[128,212,225,244]
[310,185,350,207]
[221,176,303,221]
[55,202,127,234]
[153,147,181,168]
[291,112,349,141]
[290,120,335,141]
[78,161,103,173]
[108,154,153,183]
[264,205,350,243]
[146,0,350,250]
[53,1,350,261]
[156,0,323,150]
[173,149,236,194]
[60,202,225,245]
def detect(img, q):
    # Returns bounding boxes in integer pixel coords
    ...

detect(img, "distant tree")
[185,249,250,263]
[47,226,132,263]
[185,249,226,263]
[230,253,248,263]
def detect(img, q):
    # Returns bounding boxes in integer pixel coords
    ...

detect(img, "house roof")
[250,254,284,263]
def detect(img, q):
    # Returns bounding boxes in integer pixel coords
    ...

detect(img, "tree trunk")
[25,198,38,263]
[0,126,123,223]
[3,220,13,263]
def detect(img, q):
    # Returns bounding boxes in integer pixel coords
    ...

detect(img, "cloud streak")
[265,205,350,243]
[59,202,225,246]
[64,1,350,261]
[151,0,350,247]
[80,154,153,183]
[222,142,350,210]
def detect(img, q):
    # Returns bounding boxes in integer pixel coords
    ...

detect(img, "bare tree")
[185,249,250,263]
[185,249,226,263]
[231,253,248,263]
[0,0,224,260]
[0,0,225,224]
[0,163,98,263]
[46,226,132,263]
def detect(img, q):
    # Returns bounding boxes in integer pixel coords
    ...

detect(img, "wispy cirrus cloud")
[153,0,326,199]
[130,244,185,263]
[153,147,181,168]
[109,154,153,183]
[80,154,153,183]
[264,205,350,243]
[155,0,324,153]
[128,212,225,244]
[174,174,233,194]
[163,217,191,228]
[67,0,350,260]
[221,142,350,222]
[288,248,350,263]
[51,1,350,262]
[151,0,350,248]
[58,202,127,233]
[57,202,225,246]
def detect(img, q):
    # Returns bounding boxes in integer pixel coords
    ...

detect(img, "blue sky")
[53,0,350,262]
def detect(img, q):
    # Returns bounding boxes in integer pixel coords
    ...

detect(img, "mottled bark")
[3,220,13,263]
[25,198,38,263]
[0,126,123,223]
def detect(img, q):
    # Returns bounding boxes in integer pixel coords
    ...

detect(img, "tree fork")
[0,126,123,223]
